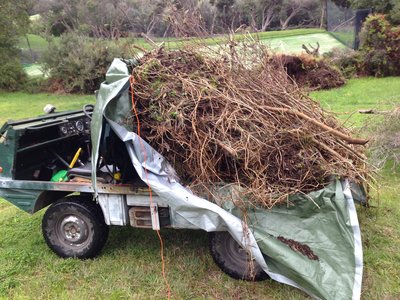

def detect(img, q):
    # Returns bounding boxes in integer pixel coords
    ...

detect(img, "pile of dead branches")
[127,46,368,208]
[271,54,346,90]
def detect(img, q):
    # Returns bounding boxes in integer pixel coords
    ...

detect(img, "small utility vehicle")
[0,105,266,281]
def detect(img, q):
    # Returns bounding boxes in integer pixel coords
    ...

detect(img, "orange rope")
[129,75,171,299]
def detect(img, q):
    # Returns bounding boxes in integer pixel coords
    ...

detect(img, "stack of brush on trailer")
[126,45,368,209]
[270,54,346,90]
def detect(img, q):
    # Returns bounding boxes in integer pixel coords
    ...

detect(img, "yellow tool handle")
[69,148,82,169]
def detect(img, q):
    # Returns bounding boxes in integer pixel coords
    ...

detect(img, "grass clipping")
[127,45,368,208]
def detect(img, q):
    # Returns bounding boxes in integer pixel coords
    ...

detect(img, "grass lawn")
[328,31,356,48]
[311,77,400,130]
[0,77,399,299]
[19,29,327,54]
[20,28,345,77]
[357,167,400,299]
[19,34,52,54]
[263,32,345,54]
[0,92,94,125]
[21,64,45,77]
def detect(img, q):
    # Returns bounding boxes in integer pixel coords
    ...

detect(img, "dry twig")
[125,44,369,208]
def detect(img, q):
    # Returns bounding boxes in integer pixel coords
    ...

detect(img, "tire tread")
[42,196,109,259]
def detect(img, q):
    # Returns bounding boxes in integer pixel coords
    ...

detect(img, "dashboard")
[58,117,91,136]
[13,109,92,152]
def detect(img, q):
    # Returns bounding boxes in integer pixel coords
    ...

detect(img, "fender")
[32,191,72,213]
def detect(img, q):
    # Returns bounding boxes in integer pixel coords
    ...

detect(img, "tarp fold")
[91,58,363,300]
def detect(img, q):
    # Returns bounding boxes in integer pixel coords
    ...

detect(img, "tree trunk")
[25,35,35,62]
[280,8,300,30]
[250,12,258,31]
[210,11,216,34]
[163,24,171,38]
[261,7,274,32]
[146,15,156,36]
[320,0,327,29]
[230,14,236,32]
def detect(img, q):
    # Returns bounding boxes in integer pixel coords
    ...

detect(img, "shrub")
[21,76,48,93]
[389,1,400,25]
[0,0,29,91]
[0,56,27,91]
[359,14,400,76]
[42,32,137,93]
[323,47,362,78]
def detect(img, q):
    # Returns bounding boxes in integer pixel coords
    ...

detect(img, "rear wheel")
[209,231,268,281]
[42,196,109,259]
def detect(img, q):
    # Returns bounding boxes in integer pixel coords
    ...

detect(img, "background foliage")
[42,33,137,93]
[31,0,326,38]
[0,0,29,90]
[359,14,400,76]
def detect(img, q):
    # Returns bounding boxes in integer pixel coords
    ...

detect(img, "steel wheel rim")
[57,214,89,246]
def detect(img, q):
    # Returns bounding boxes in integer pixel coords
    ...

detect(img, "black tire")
[42,196,109,259]
[209,231,269,281]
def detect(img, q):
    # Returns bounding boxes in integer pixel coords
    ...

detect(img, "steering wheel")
[83,104,94,120]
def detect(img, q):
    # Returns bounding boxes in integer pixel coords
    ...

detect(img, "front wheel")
[209,231,269,281]
[42,196,109,259]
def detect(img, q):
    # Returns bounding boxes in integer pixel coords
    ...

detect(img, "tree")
[279,0,317,29]
[349,0,392,12]
[210,0,238,32]
[128,0,171,37]
[33,0,80,35]
[349,0,400,25]
[33,0,324,38]
[77,0,134,39]
[0,0,29,90]
[320,0,327,28]
[257,0,281,31]
[34,0,168,38]
[325,0,400,26]
[163,0,212,37]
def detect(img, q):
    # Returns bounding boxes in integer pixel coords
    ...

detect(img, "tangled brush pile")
[127,46,368,208]
[271,54,346,90]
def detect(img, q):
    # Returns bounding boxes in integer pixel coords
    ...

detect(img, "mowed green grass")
[0,77,400,299]
[357,167,400,299]
[19,29,326,54]
[20,29,343,76]
[263,32,345,54]
[21,64,45,77]
[0,92,94,125]
[19,34,52,53]
[311,77,400,130]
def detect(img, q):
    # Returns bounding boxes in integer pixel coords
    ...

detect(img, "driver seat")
[68,161,113,183]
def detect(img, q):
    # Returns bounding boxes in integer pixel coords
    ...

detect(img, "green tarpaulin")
[91,58,363,300]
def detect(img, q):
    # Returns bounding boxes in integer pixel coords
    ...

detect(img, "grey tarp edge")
[91,58,363,300]
[106,118,320,299]
[220,179,362,299]
[343,180,363,299]
[91,58,132,196]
